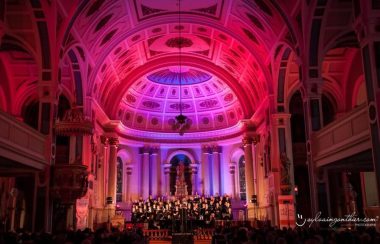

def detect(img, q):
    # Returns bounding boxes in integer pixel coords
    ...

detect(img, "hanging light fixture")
[173,0,190,136]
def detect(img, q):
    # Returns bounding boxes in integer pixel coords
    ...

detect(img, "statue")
[177,162,185,183]
[175,162,188,198]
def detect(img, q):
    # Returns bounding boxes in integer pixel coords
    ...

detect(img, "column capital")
[201,145,212,154]
[242,134,260,146]
[241,119,256,132]
[108,137,119,146]
[100,135,108,145]
[126,167,133,175]
[211,145,222,153]
[139,146,150,154]
[242,136,253,146]
[150,146,160,155]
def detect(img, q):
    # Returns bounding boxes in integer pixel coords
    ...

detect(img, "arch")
[321,31,359,63]
[321,76,344,112]
[67,49,84,106]
[106,56,256,119]
[0,87,7,111]
[230,147,244,164]
[285,82,303,113]
[21,98,40,130]
[87,18,274,97]
[0,58,12,112]
[1,34,39,61]
[268,1,300,47]
[13,80,39,116]
[166,149,196,165]
[117,148,133,164]
[351,75,366,108]
[59,84,76,106]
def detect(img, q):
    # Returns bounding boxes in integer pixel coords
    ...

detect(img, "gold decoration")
[55,106,93,136]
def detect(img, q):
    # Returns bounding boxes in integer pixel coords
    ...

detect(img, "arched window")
[116,157,123,202]
[238,156,247,201]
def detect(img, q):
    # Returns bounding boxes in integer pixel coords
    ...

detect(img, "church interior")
[1,0,380,242]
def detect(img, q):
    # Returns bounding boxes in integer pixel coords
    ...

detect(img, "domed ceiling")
[118,66,243,132]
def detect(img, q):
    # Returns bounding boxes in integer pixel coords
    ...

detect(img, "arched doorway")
[169,154,192,195]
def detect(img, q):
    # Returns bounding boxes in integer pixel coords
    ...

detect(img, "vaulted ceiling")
[57,0,296,133]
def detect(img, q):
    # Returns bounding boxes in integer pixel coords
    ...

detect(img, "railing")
[312,104,371,167]
[0,110,48,169]
[143,229,170,240]
[194,228,213,240]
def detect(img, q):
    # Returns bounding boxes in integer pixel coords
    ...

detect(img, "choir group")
[131,194,233,227]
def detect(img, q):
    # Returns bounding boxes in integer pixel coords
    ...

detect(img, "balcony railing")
[0,110,48,169]
[312,104,371,167]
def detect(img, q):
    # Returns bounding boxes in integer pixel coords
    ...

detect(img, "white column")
[212,145,221,195]
[163,164,171,196]
[98,136,108,222]
[150,147,159,196]
[229,164,237,199]
[125,167,132,203]
[107,137,119,209]
[243,136,254,208]
[201,146,211,196]
[141,146,150,199]
[190,164,198,195]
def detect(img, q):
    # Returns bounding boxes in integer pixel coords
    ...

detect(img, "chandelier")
[172,0,190,136]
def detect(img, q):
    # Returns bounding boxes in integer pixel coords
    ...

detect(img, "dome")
[119,66,244,133]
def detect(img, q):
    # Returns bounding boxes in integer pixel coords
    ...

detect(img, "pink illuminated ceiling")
[57,0,296,133]
[119,66,243,132]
